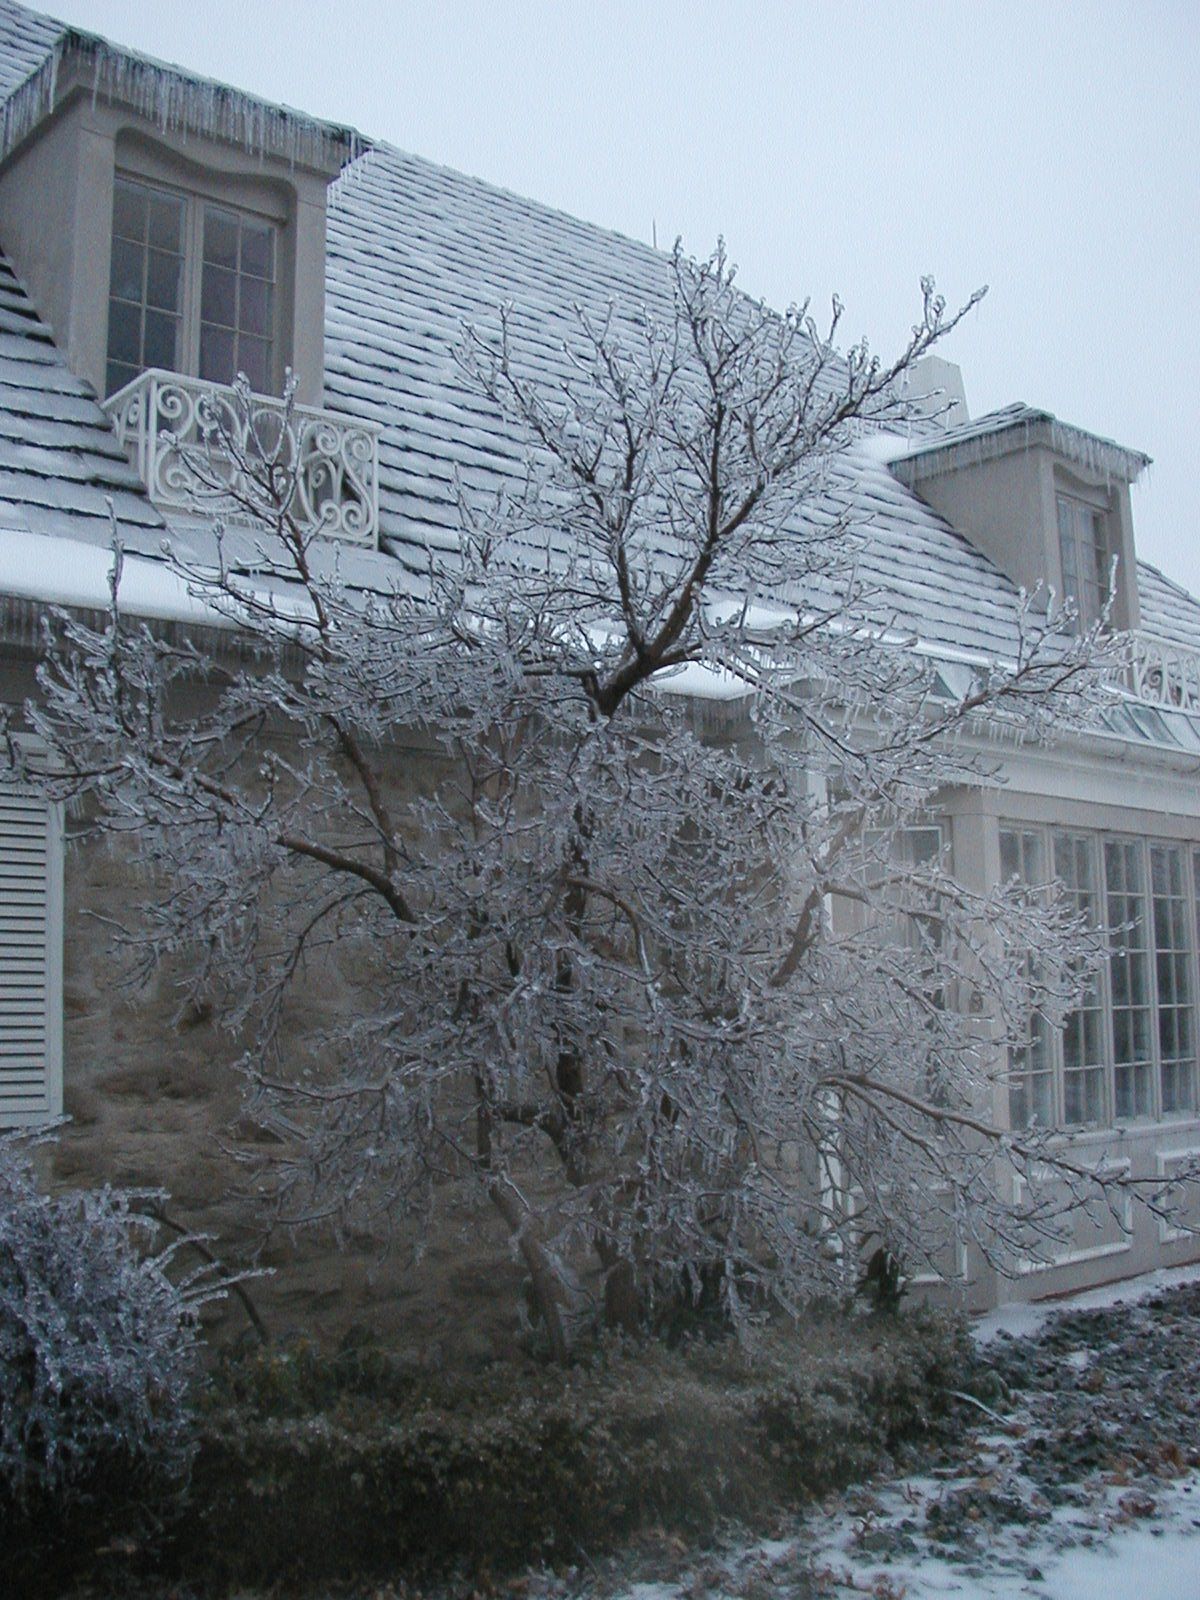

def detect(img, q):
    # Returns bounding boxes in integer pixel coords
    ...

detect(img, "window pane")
[238,276,272,337]
[145,248,182,313]
[1058,501,1079,592]
[1114,1062,1153,1119]
[199,325,236,386]
[109,237,144,303]
[201,265,237,328]
[147,192,184,252]
[237,335,271,394]
[143,309,179,370]
[107,300,141,366]
[1000,830,1020,883]
[106,360,138,397]
[1105,839,1153,1122]
[239,220,274,280]
[1053,832,1107,1125]
[203,207,239,269]
[1152,843,1196,1114]
[1065,1066,1105,1125]
[112,178,147,242]
[1087,511,1109,598]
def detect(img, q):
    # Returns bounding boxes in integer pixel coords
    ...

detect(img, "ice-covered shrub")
[0,1132,203,1507]
[180,1309,969,1585]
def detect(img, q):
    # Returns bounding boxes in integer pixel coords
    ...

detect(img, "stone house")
[0,0,1198,1340]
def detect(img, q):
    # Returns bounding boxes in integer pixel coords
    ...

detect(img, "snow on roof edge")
[0,20,363,170]
[892,404,1150,486]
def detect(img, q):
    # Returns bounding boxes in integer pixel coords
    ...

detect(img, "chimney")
[904,355,969,428]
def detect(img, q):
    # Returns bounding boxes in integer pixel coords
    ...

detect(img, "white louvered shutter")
[0,779,60,1124]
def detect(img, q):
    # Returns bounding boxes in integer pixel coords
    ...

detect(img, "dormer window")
[1056,492,1112,629]
[106,175,278,398]
[199,204,276,394]
[889,405,1148,634]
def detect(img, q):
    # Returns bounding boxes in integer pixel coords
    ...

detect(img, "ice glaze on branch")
[17,243,1155,1351]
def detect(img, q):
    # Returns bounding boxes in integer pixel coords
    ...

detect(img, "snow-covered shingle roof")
[1137,562,1200,653]
[317,145,1029,662]
[0,0,55,101]
[0,246,163,543]
[0,0,1194,686]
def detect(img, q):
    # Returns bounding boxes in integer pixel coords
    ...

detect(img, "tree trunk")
[596,1241,641,1333]
[486,1175,571,1365]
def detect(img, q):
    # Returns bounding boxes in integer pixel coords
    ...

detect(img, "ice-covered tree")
[21,246,1145,1355]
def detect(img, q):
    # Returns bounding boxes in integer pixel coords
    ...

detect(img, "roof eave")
[0,27,364,177]
[892,412,1151,488]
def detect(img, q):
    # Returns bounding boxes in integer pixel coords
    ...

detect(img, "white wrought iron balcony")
[103,370,382,546]
[1128,635,1200,713]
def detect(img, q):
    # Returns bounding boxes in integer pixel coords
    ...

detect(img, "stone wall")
[50,824,529,1365]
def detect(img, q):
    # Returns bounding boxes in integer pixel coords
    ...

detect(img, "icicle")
[894,407,1149,488]
[0,28,363,172]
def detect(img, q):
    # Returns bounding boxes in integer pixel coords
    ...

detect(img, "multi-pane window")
[106,178,186,397]
[1054,834,1108,1124]
[1104,839,1153,1120]
[866,823,947,955]
[1156,845,1197,1114]
[1000,828,1054,1127]
[106,175,278,398]
[1001,824,1200,1130]
[1056,494,1111,628]
[199,207,276,394]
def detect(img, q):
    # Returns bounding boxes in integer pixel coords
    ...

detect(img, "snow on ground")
[972,1259,1200,1346]
[600,1463,1200,1600]
[594,1264,1200,1600]
[791,1439,1200,1598]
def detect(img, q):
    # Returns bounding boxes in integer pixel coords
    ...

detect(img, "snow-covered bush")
[0,1132,202,1507]
[183,1310,968,1585]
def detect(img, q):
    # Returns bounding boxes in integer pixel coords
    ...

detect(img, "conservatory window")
[1104,839,1153,1120]
[1001,824,1200,1130]
[1056,494,1111,629]
[1000,828,1054,1128]
[1054,833,1108,1124]
[106,175,278,399]
[1152,845,1196,1114]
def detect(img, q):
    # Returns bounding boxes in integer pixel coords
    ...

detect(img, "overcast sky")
[42,0,1200,597]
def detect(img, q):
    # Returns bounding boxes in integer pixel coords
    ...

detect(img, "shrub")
[179,1308,969,1587]
[0,1131,204,1564]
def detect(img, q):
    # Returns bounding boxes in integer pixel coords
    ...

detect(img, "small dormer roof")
[891,402,1151,488]
[0,18,363,175]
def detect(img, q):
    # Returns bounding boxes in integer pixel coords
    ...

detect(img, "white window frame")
[1056,491,1112,630]
[1000,822,1200,1132]
[0,758,63,1128]
[106,170,282,399]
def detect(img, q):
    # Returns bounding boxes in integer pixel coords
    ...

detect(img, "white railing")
[1128,635,1200,713]
[103,370,382,546]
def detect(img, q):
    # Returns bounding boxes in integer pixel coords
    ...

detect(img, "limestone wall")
[50,823,529,1365]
